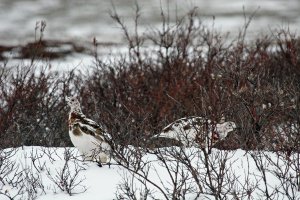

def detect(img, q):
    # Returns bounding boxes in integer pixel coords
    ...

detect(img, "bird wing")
[76,112,101,129]
[73,112,112,142]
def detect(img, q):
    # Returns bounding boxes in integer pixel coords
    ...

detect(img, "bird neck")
[69,106,83,116]
[69,110,86,123]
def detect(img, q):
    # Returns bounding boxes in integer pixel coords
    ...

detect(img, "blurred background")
[0,0,299,45]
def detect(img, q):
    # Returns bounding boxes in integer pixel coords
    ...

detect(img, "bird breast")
[69,127,100,156]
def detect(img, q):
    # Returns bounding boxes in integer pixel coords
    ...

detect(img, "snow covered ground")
[0,146,299,199]
[0,147,121,200]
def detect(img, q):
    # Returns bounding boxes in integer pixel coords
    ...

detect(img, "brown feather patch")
[72,125,82,136]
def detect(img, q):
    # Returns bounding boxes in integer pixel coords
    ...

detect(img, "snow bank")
[0,146,299,199]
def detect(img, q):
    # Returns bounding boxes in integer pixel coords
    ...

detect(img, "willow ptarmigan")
[152,116,236,148]
[66,96,112,164]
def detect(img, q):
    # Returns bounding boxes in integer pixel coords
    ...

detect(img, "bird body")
[153,116,236,148]
[66,97,111,164]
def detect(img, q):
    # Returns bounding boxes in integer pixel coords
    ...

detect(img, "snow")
[0,146,299,200]
[1,0,300,45]
[40,164,120,200]
[0,147,122,200]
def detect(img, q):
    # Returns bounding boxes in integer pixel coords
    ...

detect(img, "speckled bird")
[152,116,236,148]
[66,96,112,165]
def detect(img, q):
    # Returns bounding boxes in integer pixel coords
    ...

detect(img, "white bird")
[66,96,112,165]
[152,116,236,148]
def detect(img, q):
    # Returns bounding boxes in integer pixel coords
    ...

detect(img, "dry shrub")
[0,64,74,148]
[0,8,299,152]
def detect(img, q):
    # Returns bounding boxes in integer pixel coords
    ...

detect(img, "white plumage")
[153,116,236,147]
[66,96,111,164]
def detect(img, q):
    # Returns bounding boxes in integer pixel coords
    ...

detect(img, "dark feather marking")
[183,124,191,130]
[71,112,105,131]
[69,111,112,145]
[72,124,82,136]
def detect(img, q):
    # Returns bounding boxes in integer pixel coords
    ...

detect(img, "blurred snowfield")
[1,0,300,69]
[0,0,300,45]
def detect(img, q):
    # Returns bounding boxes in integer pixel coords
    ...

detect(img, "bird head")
[66,96,82,113]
